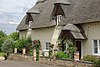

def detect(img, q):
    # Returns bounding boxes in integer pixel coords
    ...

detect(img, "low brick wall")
[40,57,94,67]
[8,54,94,67]
[8,54,34,62]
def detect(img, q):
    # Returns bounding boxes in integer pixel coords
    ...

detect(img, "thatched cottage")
[17,0,100,59]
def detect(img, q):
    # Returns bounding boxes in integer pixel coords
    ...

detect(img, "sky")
[0,0,37,35]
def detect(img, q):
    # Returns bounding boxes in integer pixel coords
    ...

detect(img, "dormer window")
[51,3,65,26]
[25,14,33,26]
[56,15,62,25]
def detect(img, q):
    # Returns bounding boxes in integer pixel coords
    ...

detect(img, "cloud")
[0,0,37,34]
[9,21,19,25]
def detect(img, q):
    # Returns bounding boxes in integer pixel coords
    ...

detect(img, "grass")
[0,52,7,57]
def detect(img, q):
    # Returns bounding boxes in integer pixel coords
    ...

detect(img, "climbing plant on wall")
[49,44,54,57]
[67,40,77,59]
[57,39,77,60]
[33,40,41,61]
[57,39,66,52]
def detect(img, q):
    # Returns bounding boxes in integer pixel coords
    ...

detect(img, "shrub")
[94,59,100,67]
[82,55,100,67]
[82,55,99,63]
[27,49,33,56]
[9,32,19,41]
[1,39,14,55]
[0,30,7,52]
[14,37,32,53]
[55,51,68,59]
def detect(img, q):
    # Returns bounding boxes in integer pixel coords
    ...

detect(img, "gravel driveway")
[0,60,60,67]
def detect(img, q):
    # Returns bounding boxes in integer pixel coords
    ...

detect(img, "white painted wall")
[19,26,62,51]
[81,22,100,56]
[31,27,55,50]
[51,26,62,49]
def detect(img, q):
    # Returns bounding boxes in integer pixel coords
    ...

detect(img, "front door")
[75,41,81,60]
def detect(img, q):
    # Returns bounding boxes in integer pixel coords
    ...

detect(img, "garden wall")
[8,54,34,62]
[8,54,93,67]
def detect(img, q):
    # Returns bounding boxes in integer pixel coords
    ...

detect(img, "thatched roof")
[62,23,86,39]
[54,0,72,5]
[62,23,83,32]
[17,0,100,30]
[26,8,40,14]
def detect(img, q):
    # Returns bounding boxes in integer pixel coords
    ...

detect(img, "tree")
[9,32,19,41]
[0,30,7,52]
[1,39,14,55]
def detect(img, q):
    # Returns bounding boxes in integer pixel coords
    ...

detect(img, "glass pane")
[94,40,98,53]
[99,40,100,47]
[46,42,50,50]
[99,40,100,54]
[94,48,98,53]
[94,40,97,46]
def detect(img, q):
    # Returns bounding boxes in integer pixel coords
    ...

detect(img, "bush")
[82,55,99,63]
[9,32,19,41]
[55,52,68,59]
[94,59,100,67]
[0,30,7,52]
[1,39,14,55]
[27,49,33,56]
[82,55,100,67]
[14,37,32,53]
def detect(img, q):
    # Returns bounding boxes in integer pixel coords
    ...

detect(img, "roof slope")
[17,0,100,30]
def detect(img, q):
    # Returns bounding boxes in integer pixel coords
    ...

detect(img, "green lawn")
[0,52,6,57]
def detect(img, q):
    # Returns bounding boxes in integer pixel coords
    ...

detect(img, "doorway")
[75,41,81,60]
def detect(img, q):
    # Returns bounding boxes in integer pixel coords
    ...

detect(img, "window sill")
[93,54,100,56]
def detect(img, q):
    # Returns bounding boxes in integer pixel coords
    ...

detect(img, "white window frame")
[56,15,62,26]
[92,40,100,55]
[28,21,32,28]
[45,42,50,50]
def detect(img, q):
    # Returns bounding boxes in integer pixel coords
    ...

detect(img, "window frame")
[45,42,50,50]
[56,15,62,26]
[92,40,100,55]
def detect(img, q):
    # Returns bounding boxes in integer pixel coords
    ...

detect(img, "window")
[56,15,62,26]
[46,42,50,50]
[28,21,32,28]
[93,40,100,55]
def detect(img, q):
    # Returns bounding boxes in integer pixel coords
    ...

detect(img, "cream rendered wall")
[51,26,62,50]
[81,22,100,56]
[19,30,27,39]
[31,27,60,50]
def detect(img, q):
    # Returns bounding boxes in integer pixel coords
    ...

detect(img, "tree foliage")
[9,32,19,41]
[0,30,7,52]
[14,37,32,53]
[1,39,14,54]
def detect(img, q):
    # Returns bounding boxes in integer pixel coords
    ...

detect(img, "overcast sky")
[0,0,37,34]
